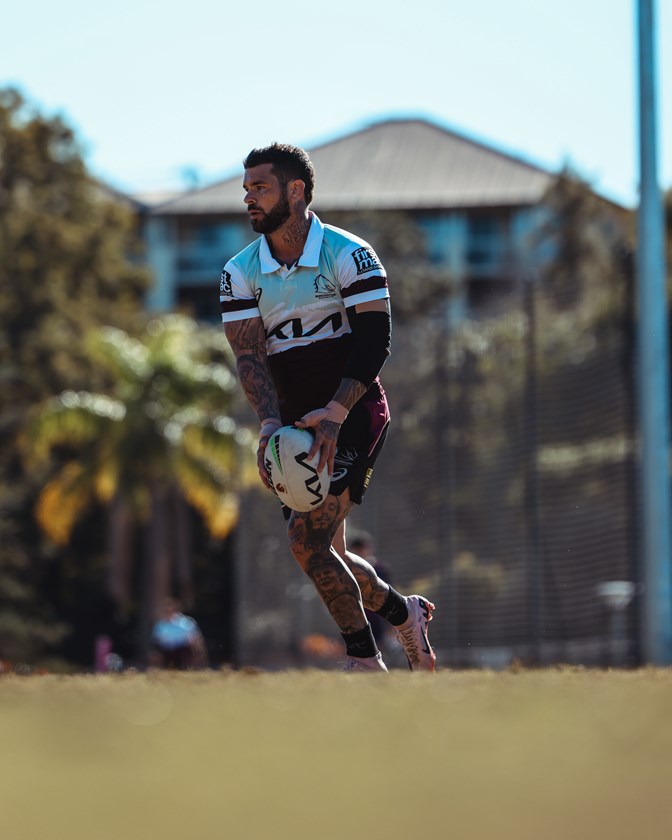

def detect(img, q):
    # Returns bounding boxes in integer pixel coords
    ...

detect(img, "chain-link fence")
[232,259,639,670]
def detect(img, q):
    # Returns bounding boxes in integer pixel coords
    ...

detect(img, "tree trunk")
[172,487,193,609]
[137,481,171,668]
[107,493,133,612]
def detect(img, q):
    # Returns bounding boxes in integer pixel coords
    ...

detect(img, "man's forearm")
[224,318,280,423]
[236,353,281,422]
[332,377,367,411]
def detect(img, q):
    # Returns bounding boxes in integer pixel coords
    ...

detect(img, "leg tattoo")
[305,550,367,634]
[288,494,368,635]
[342,550,390,612]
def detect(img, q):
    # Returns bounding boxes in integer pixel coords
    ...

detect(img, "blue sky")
[1,0,670,208]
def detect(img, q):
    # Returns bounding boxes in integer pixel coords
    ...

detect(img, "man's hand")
[258,417,282,489]
[295,401,349,476]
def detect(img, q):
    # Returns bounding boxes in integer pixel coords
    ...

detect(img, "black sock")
[374,587,409,626]
[342,624,379,659]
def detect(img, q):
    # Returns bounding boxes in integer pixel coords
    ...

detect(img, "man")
[151,598,208,670]
[220,143,435,672]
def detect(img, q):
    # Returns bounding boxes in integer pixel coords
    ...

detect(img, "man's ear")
[289,178,305,201]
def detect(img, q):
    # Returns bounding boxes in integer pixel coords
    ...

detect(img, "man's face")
[161,598,177,619]
[309,497,339,529]
[243,163,291,234]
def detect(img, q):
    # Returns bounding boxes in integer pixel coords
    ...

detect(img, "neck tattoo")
[282,217,310,249]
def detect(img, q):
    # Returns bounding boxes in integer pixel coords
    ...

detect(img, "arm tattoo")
[332,377,367,411]
[236,355,280,421]
[224,318,280,421]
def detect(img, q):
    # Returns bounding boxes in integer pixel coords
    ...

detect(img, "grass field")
[1,667,671,840]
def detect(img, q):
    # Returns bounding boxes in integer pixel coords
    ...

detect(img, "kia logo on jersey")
[266,312,343,341]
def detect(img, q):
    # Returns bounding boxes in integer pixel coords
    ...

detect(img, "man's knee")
[287,515,312,566]
[287,493,351,562]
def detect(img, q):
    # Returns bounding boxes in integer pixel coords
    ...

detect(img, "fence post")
[524,273,544,663]
[436,314,458,665]
[636,0,672,664]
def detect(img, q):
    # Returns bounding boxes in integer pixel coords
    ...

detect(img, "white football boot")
[343,652,388,672]
[395,595,436,672]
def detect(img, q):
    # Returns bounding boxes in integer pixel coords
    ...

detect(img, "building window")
[196,224,222,246]
[177,285,221,323]
[416,215,453,265]
[466,216,506,270]
[176,220,250,275]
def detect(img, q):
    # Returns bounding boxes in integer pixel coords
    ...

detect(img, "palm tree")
[24,314,254,663]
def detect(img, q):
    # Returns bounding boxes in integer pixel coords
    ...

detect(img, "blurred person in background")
[219,143,436,673]
[151,597,208,670]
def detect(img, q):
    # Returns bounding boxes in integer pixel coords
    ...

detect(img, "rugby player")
[220,143,436,672]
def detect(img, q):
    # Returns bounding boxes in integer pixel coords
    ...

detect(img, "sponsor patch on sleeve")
[351,247,383,276]
[220,269,233,297]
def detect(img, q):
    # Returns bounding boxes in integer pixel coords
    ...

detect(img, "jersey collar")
[258,212,324,273]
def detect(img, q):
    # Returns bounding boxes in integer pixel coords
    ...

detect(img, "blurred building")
[139,117,556,322]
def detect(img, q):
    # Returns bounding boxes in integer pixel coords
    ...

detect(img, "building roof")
[95,181,146,211]
[132,189,185,209]
[151,117,554,216]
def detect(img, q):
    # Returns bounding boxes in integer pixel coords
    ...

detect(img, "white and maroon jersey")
[220,212,389,420]
[220,212,388,350]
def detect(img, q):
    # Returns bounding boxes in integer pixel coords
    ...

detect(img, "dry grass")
[1,668,671,840]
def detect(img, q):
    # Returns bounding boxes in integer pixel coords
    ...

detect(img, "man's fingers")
[257,443,272,490]
[317,439,336,475]
[307,432,322,461]
[327,442,337,476]
[297,408,327,429]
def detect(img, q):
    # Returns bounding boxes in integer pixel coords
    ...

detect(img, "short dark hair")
[349,530,374,551]
[243,143,315,205]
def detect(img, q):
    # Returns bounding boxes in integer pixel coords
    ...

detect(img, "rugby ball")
[264,426,330,512]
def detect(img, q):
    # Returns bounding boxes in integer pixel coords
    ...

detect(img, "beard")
[249,192,291,234]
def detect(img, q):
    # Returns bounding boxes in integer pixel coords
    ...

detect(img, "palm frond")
[93,459,120,503]
[25,315,249,548]
[36,461,93,545]
[173,452,240,538]
[87,326,152,382]
[28,391,125,465]
[179,419,249,477]
[181,361,236,393]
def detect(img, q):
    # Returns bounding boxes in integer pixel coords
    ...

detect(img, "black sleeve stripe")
[341,276,388,300]
[220,298,258,313]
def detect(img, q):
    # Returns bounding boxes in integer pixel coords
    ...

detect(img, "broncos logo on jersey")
[313,274,337,299]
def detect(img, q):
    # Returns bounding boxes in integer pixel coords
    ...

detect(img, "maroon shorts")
[280,382,390,518]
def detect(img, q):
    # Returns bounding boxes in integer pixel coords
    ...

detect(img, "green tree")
[534,167,632,310]
[0,87,149,663]
[25,315,253,663]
